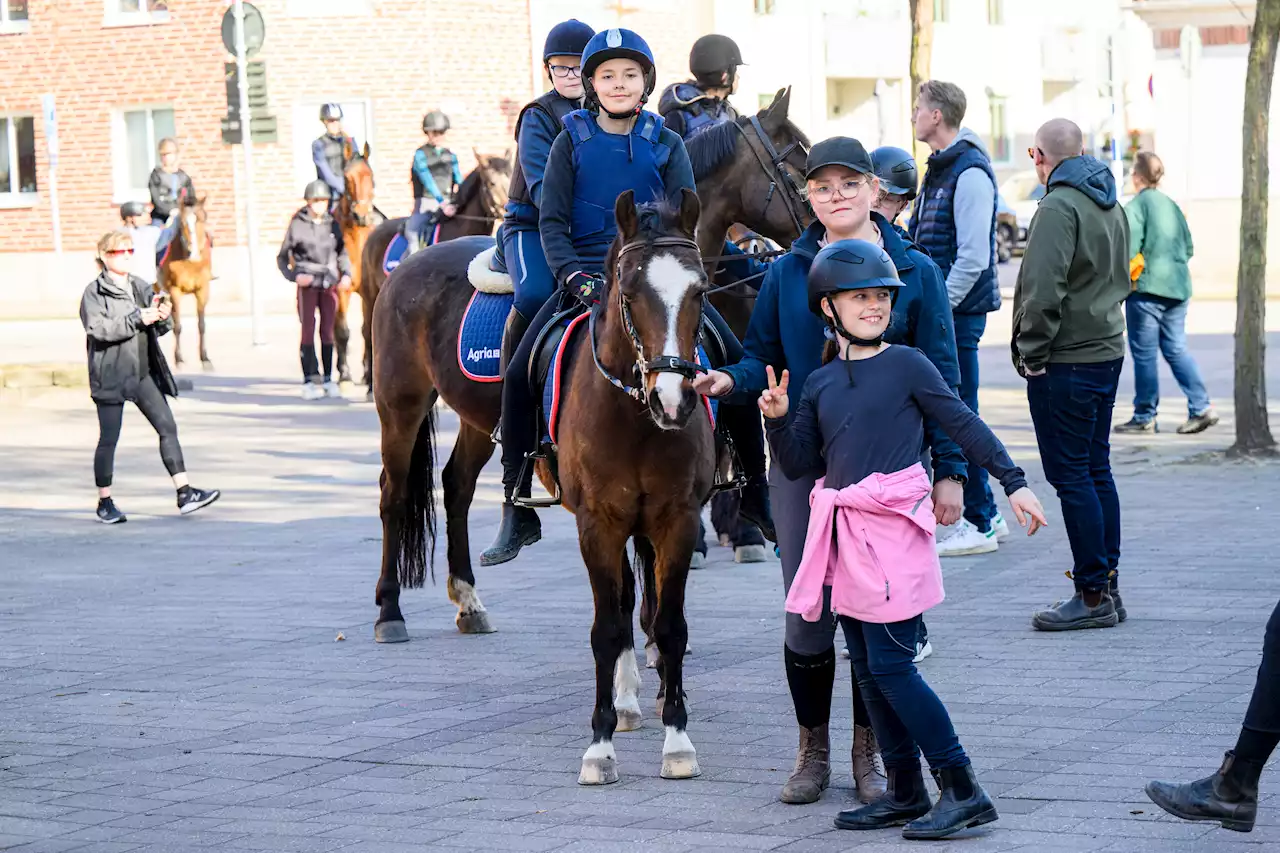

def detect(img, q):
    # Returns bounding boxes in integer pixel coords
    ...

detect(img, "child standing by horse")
[482,26,772,566]
[277,181,352,400]
[760,238,1047,840]
[405,111,464,255]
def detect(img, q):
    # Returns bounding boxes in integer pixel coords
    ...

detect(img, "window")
[0,115,37,204]
[754,0,775,14]
[104,0,169,27]
[292,100,372,195]
[111,106,174,201]
[2,1,29,32]
[933,0,949,23]
[987,0,1004,25]
[988,97,1010,162]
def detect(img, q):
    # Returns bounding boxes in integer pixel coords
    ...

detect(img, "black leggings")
[1236,599,1280,764]
[94,376,186,488]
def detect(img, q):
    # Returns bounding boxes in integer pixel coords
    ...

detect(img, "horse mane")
[601,200,683,298]
[454,155,511,211]
[685,119,740,181]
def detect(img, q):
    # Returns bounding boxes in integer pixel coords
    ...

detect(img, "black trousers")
[1244,599,1280,739]
[94,376,186,488]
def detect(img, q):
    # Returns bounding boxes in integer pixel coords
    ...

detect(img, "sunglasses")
[105,249,134,256]
[1028,146,1044,161]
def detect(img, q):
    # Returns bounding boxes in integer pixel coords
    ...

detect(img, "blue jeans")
[1125,294,1211,423]
[504,227,555,321]
[1026,359,1123,592]
[839,614,968,770]
[953,312,997,531]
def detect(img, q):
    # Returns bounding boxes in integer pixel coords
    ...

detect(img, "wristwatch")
[946,474,967,486]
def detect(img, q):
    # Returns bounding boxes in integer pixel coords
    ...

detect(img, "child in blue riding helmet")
[405,110,464,255]
[482,26,774,566]
[658,34,743,141]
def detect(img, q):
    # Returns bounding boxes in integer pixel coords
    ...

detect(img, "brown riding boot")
[853,724,888,804]
[780,724,831,804]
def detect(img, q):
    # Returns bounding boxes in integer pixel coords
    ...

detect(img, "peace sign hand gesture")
[758,366,790,420]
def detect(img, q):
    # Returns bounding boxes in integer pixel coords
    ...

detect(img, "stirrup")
[708,431,747,497]
[512,451,561,508]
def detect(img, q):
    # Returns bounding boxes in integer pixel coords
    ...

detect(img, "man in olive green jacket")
[1013,118,1130,633]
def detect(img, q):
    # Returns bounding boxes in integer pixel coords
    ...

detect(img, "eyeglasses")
[805,180,867,203]
[548,64,582,79]
[105,248,134,256]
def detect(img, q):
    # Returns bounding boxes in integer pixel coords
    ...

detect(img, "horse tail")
[396,405,438,588]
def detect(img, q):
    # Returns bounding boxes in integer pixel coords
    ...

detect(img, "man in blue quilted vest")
[909,80,1008,559]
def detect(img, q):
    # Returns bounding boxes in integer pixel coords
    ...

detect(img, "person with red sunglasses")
[79,229,220,524]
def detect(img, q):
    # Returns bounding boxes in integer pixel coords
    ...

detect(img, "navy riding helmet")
[543,18,595,60]
[870,146,919,199]
[807,239,903,316]
[581,28,656,117]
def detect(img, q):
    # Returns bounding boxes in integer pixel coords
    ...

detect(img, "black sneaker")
[177,486,221,515]
[96,498,127,524]
[1115,418,1157,434]
[1177,409,1220,435]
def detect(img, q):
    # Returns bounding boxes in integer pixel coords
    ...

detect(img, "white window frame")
[988,96,1011,164]
[933,0,949,24]
[1,0,31,34]
[103,0,170,29]
[286,0,372,17]
[110,104,174,204]
[987,0,1004,25]
[0,113,38,209]
[753,0,776,15]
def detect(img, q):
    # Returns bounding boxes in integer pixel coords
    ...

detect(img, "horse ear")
[197,192,208,205]
[503,147,512,164]
[473,146,484,167]
[676,188,700,238]
[615,190,638,239]
[762,87,792,128]
[362,142,371,160]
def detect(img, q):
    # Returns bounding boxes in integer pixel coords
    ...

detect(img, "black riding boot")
[499,308,530,380]
[902,764,998,839]
[835,763,933,830]
[1145,751,1265,832]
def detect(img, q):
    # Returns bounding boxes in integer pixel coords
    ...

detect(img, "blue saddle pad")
[458,291,515,382]
[382,233,408,275]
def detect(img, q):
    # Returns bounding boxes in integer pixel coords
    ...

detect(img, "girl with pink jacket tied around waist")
[762,238,1048,841]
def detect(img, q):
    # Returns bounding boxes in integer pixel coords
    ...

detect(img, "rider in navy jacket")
[657,34,743,140]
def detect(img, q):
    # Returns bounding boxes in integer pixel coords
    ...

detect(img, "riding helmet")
[303,180,333,201]
[119,201,147,220]
[689,34,744,75]
[871,146,919,199]
[422,111,450,133]
[805,137,874,180]
[807,239,902,315]
[543,18,595,59]
[581,28,657,107]
[319,103,343,122]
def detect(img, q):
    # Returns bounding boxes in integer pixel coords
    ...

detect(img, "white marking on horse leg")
[447,575,486,615]
[646,253,702,421]
[614,648,642,731]
[579,739,619,785]
[661,726,701,779]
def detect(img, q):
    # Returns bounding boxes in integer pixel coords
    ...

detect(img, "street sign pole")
[42,94,62,260]
[233,0,264,346]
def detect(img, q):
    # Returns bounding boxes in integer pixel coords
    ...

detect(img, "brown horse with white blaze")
[335,141,379,384]
[158,193,214,369]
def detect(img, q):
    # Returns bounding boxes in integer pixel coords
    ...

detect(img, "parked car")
[999,170,1045,253]
[996,194,1017,263]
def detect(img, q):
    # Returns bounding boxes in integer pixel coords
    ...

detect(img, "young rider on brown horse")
[313,104,356,207]
[405,111,464,255]
[482,27,773,566]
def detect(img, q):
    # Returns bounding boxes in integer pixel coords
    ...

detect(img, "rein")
[735,117,809,242]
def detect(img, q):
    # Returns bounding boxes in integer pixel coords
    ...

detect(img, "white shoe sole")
[179,492,221,515]
[936,539,998,557]
[913,640,934,663]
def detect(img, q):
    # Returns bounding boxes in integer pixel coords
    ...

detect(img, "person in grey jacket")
[81,230,220,524]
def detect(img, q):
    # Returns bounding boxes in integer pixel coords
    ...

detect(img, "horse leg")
[637,538,661,669]
[170,289,184,367]
[335,290,353,384]
[577,512,630,786]
[443,423,497,634]
[651,509,701,780]
[615,546,642,732]
[195,285,213,371]
[361,281,375,398]
[375,388,439,644]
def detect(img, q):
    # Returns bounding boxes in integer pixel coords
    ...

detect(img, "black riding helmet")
[319,103,343,122]
[119,201,147,220]
[808,239,903,323]
[422,110,450,133]
[689,34,743,86]
[303,180,332,201]
[870,146,919,199]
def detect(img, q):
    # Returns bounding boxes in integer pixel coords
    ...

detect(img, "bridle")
[446,160,508,225]
[736,116,810,241]
[590,235,708,405]
[342,159,377,228]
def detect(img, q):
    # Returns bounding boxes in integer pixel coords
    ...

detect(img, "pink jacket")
[785,463,944,625]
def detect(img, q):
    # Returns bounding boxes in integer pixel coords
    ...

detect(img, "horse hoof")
[578,757,619,786]
[661,751,702,779]
[734,545,769,564]
[201,360,215,372]
[644,643,659,669]
[374,620,409,644]
[690,551,707,570]
[616,703,643,733]
[456,610,496,634]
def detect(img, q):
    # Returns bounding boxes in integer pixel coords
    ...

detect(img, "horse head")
[178,193,209,262]
[343,144,376,228]
[471,148,512,221]
[606,187,707,431]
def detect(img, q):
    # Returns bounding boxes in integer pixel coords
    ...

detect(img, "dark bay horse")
[335,141,380,385]
[358,153,511,395]
[158,194,214,369]
[374,191,713,784]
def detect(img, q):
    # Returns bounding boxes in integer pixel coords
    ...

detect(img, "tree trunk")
[1232,0,1280,455]
[909,0,934,167]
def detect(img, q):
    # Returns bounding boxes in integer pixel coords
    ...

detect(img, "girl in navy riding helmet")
[482,26,770,566]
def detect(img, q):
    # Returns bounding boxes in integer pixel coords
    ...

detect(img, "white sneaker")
[913,640,934,663]
[322,380,342,398]
[992,512,1010,541]
[935,519,998,557]
[840,647,850,659]
[301,383,324,401]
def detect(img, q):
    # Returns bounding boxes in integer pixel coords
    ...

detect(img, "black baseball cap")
[805,137,874,180]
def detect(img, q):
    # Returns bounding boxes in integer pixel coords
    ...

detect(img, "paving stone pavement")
[3,297,1280,853]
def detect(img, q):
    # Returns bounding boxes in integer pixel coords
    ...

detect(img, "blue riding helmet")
[544,19,595,59]
[581,28,657,112]
[807,239,903,315]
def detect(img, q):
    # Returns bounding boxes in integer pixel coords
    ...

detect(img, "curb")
[0,363,88,390]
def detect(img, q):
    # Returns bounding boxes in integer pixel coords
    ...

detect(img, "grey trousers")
[772,462,839,655]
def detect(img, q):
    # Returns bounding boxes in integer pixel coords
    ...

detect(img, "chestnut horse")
[358,153,511,396]
[158,194,214,369]
[335,141,380,385]
[374,191,713,784]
